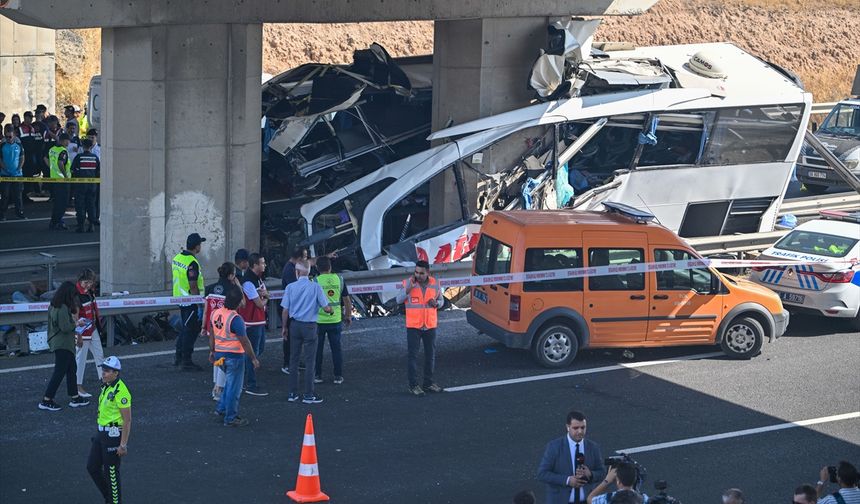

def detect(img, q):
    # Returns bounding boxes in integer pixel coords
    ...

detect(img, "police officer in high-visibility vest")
[171,233,206,370]
[45,133,71,230]
[87,356,132,504]
[313,256,353,384]
[396,260,445,396]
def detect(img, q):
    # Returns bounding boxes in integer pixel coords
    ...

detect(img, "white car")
[750,210,860,330]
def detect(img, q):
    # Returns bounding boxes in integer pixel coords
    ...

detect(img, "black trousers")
[0,181,23,214]
[87,431,122,503]
[176,305,201,363]
[50,183,69,225]
[406,328,436,388]
[44,349,77,399]
[75,183,98,227]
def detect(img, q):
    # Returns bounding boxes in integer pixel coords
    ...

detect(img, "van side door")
[471,234,514,328]
[647,248,724,343]
[583,232,649,345]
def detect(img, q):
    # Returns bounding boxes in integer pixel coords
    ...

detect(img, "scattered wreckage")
[259,23,811,314]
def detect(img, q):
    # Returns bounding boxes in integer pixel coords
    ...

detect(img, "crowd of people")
[527,409,860,504]
[0,104,100,231]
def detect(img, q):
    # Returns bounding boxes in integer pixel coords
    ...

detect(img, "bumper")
[796,164,857,187]
[772,310,789,340]
[466,309,531,349]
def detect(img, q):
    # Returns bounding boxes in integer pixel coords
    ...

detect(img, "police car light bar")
[819,209,860,224]
[602,201,656,224]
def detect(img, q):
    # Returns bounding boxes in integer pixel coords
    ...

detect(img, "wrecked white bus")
[299,42,809,285]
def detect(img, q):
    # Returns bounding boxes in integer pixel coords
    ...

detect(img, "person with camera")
[587,462,648,504]
[816,461,860,504]
[538,410,607,504]
[793,484,817,504]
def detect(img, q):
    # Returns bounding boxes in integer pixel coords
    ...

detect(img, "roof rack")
[819,209,860,224]
[602,201,656,224]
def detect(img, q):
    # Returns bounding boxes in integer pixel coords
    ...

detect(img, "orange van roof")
[485,210,681,241]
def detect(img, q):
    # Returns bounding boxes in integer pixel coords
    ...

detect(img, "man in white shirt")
[817,462,860,504]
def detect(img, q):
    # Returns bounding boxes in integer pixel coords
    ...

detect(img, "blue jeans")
[315,323,343,378]
[215,353,245,423]
[244,325,265,390]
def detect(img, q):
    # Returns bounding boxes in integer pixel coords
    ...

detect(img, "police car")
[750,210,860,329]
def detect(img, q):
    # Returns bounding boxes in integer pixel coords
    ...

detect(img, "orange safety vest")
[212,307,244,354]
[402,276,439,330]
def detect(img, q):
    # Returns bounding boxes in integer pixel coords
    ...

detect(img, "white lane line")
[0,217,51,224]
[445,351,723,392]
[0,317,467,374]
[616,412,860,454]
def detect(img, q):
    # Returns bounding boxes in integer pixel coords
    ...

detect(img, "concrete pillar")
[100,24,262,293]
[0,17,55,114]
[429,17,549,226]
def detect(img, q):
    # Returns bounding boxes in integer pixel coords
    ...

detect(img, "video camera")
[649,480,682,504]
[604,453,647,493]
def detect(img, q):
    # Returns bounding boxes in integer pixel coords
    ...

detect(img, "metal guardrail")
[810,102,836,115]
[779,193,860,217]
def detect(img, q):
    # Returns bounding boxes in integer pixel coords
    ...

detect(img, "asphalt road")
[0,310,857,503]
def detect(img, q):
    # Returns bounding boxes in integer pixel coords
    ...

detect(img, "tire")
[720,316,764,359]
[532,324,579,368]
[804,183,829,195]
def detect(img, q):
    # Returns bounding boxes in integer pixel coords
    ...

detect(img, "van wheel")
[720,316,764,359]
[532,324,579,368]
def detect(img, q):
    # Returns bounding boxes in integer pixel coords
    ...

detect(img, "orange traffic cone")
[286,414,330,503]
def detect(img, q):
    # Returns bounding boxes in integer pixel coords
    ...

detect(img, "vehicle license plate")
[473,289,488,303]
[809,171,827,179]
[778,291,805,304]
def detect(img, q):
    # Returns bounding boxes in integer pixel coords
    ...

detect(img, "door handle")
[653,294,669,300]
[629,295,646,300]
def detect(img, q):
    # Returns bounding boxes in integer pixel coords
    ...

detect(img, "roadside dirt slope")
[55,0,858,110]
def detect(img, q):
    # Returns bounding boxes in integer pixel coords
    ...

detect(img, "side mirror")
[709,273,721,295]
[811,121,818,133]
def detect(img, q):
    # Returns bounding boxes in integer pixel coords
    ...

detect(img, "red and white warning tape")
[0,258,855,315]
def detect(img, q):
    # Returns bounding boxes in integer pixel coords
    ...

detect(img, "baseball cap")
[234,248,250,262]
[186,233,206,249]
[64,104,82,112]
[102,356,122,371]
[35,104,47,112]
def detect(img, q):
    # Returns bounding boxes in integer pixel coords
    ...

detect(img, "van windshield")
[818,103,860,139]
[774,230,859,258]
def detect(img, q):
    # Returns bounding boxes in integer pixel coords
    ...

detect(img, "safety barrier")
[0,176,100,183]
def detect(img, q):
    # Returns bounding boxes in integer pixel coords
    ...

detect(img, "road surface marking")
[0,317,466,374]
[0,241,99,253]
[445,352,723,392]
[616,411,860,454]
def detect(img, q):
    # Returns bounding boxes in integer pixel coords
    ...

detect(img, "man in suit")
[538,410,607,504]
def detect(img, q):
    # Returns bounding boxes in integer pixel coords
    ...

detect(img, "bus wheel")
[720,316,764,359]
[532,324,578,368]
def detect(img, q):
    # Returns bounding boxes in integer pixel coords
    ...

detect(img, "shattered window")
[310,178,394,263]
[382,181,430,248]
[701,104,803,165]
[638,112,714,167]
[523,248,583,292]
[564,118,640,177]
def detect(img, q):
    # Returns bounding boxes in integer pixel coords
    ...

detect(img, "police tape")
[0,177,100,183]
[0,257,856,315]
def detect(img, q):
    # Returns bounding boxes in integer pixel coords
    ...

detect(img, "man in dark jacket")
[538,410,607,504]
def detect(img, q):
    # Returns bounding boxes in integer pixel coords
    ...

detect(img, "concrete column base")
[430,17,549,226]
[100,23,262,293]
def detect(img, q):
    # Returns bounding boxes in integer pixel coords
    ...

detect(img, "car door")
[647,247,724,343]
[471,234,514,328]
[583,232,649,345]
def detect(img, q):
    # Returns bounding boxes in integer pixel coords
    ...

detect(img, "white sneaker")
[78,390,92,398]
[280,367,290,375]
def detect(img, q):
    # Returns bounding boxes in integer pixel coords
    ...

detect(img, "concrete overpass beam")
[430,16,549,226]
[0,17,55,114]
[100,23,261,293]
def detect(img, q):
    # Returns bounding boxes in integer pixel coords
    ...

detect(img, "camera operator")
[587,463,648,504]
[816,461,860,504]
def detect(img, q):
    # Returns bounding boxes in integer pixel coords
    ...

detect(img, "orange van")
[467,204,789,367]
